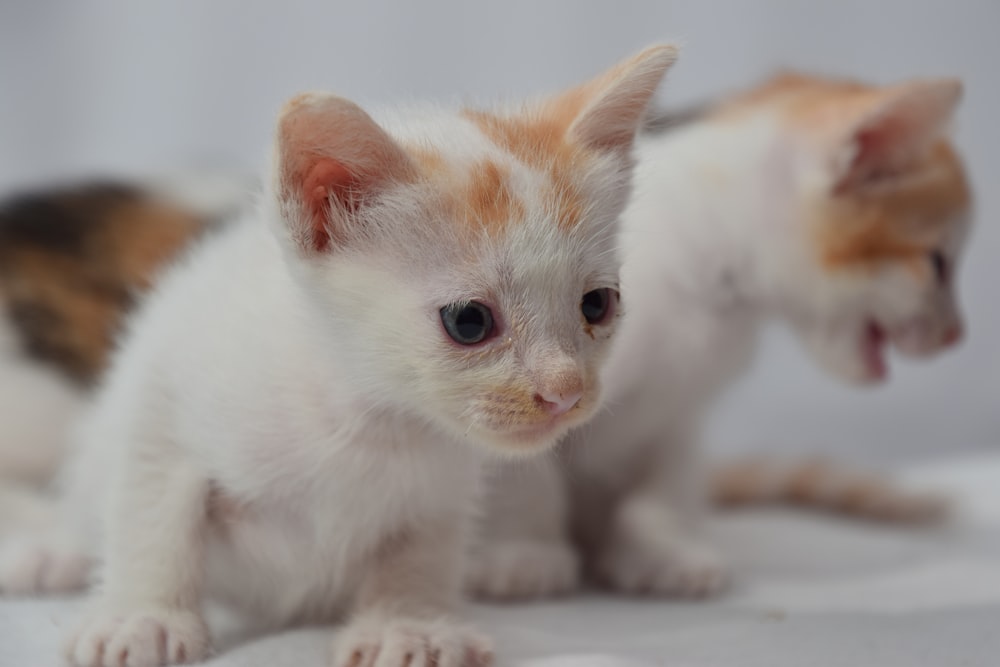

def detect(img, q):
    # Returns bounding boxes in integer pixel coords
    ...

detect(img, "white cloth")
[2,453,998,667]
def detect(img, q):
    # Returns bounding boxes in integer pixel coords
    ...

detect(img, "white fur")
[472,93,970,599]
[0,315,86,488]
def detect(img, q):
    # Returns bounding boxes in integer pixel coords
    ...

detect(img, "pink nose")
[534,390,583,416]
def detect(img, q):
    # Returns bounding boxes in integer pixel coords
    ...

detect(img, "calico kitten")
[0,184,219,486]
[0,46,678,667]
[469,72,972,600]
[0,183,219,385]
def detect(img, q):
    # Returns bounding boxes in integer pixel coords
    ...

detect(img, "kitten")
[468,72,972,600]
[0,184,220,487]
[0,45,678,667]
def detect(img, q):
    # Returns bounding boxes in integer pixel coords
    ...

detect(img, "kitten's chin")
[467,417,579,458]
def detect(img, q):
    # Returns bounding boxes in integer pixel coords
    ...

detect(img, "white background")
[0,0,996,464]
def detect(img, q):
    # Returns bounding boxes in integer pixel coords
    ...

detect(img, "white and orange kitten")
[469,73,972,600]
[1,46,677,667]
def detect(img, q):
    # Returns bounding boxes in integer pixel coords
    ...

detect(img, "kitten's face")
[272,46,676,453]
[760,75,972,383]
[801,142,970,384]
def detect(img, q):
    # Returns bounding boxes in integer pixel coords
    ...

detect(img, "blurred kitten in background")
[0,178,244,485]
[469,71,972,601]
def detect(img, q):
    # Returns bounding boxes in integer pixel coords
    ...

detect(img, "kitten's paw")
[598,539,729,598]
[64,606,209,667]
[333,617,493,667]
[465,540,579,601]
[0,538,91,595]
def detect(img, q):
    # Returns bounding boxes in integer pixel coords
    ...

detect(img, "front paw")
[64,605,209,667]
[333,617,493,667]
[597,538,729,598]
[465,540,579,601]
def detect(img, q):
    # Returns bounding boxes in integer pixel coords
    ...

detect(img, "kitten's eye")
[581,288,616,325]
[929,250,948,284]
[440,302,494,345]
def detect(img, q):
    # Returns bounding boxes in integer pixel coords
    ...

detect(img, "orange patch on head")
[463,109,588,232]
[463,160,525,235]
[817,141,971,269]
[408,146,447,175]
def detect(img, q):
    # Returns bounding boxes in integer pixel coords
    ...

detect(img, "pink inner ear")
[302,158,356,252]
[835,118,909,194]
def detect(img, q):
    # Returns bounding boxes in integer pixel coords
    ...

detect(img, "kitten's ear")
[833,78,962,194]
[560,44,679,153]
[274,93,415,253]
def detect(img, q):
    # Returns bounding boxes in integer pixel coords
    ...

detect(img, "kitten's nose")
[534,389,583,416]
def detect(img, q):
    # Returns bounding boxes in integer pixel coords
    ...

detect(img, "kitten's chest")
[202,418,478,623]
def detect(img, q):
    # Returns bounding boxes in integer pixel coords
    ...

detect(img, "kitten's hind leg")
[465,539,579,601]
[591,436,729,598]
[0,482,91,595]
[465,457,579,601]
[593,495,728,598]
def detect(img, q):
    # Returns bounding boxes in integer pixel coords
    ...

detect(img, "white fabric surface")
[2,453,998,667]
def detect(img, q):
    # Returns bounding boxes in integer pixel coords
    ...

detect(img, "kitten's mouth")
[859,319,888,382]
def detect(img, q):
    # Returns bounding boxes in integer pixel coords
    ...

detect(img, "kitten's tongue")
[862,321,888,380]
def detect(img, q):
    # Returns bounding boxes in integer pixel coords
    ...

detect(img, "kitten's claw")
[64,606,209,667]
[465,540,579,601]
[597,538,730,598]
[333,617,493,667]
[0,537,90,595]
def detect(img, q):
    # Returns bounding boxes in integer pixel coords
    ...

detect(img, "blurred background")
[0,0,996,466]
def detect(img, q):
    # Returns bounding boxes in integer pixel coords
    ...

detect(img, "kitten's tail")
[710,457,950,523]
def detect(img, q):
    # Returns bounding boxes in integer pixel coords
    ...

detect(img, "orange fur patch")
[464,160,525,235]
[462,109,587,231]
[818,142,970,268]
[0,186,210,383]
[718,73,971,270]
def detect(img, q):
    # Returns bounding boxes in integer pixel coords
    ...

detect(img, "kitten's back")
[0,183,219,384]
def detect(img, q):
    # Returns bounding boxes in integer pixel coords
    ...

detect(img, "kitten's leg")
[593,435,729,598]
[334,512,493,667]
[0,483,91,595]
[465,456,578,601]
[64,436,211,667]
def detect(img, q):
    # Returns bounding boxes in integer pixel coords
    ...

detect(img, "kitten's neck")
[627,113,801,314]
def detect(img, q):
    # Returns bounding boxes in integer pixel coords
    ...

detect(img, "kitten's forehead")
[382,104,611,239]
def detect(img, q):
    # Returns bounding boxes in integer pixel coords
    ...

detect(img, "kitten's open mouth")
[860,320,888,381]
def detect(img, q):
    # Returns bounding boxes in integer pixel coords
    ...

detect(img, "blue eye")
[581,288,616,325]
[930,251,948,284]
[441,302,494,345]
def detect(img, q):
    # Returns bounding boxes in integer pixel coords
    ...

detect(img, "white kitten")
[0,46,677,667]
[469,73,972,599]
